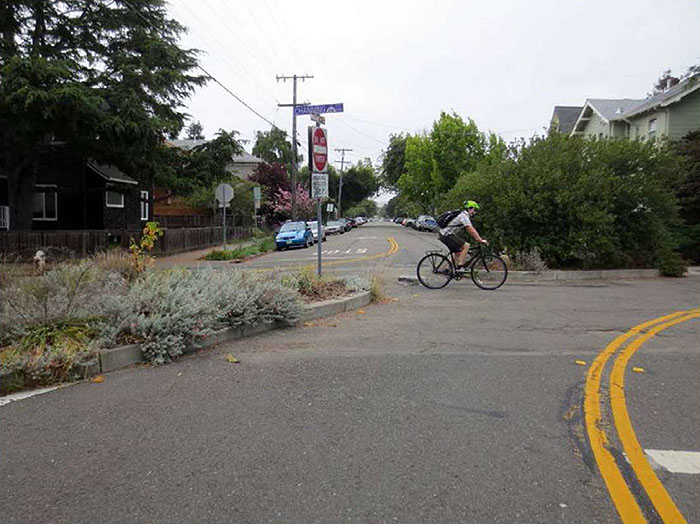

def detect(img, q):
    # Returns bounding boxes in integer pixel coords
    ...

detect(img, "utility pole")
[277,74,313,220]
[334,148,352,219]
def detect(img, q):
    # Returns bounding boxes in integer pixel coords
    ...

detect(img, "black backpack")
[435,209,460,228]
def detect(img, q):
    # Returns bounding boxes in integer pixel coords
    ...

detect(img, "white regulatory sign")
[312,173,329,199]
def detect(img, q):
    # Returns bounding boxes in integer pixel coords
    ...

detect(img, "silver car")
[325,221,343,235]
[307,221,326,243]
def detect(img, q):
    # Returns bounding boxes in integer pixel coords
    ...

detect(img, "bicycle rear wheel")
[417,253,454,289]
[470,254,508,290]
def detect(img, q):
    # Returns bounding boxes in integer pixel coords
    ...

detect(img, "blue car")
[275,221,314,250]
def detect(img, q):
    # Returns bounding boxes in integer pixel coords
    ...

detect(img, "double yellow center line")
[584,308,700,522]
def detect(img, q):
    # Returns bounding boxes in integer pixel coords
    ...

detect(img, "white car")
[307,221,326,243]
[325,221,343,235]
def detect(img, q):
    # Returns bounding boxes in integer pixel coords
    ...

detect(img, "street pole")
[334,148,352,219]
[277,74,313,220]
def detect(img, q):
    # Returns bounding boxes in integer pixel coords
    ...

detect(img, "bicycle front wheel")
[471,254,508,290]
[417,253,454,289]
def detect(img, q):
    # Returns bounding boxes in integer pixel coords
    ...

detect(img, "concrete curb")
[400,268,661,285]
[97,291,371,374]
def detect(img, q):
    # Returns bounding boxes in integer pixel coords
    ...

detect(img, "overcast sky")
[167,0,700,203]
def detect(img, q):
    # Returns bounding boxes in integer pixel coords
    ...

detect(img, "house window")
[140,190,149,221]
[648,118,657,139]
[105,190,124,208]
[32,185,58,221]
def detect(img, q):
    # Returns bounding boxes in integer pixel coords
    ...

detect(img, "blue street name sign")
[294,103,344,116]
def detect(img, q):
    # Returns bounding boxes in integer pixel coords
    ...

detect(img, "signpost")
[304,103,344,276]
[215,183,234,249]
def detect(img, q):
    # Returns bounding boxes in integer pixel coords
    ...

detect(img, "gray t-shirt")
[439,210,472,236]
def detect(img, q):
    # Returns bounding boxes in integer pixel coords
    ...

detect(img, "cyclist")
[438,200,488,268]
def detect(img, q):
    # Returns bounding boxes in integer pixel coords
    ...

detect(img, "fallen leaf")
[226,354,240,364]
[575,360,587,366]
[177,372,182,377]
[357,309,366,314]
[632,367,644,373]
[90,375,105,383]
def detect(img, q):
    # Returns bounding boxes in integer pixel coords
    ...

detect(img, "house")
[0,150,149,232]
[552,73,700,141]
[549,106,583,135]
[167,139,265,180]
[227,151,265,180]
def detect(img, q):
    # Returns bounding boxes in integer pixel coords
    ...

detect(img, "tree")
[345,199,378,218]
[380,133,407,189]
[339,159,379,213]
[674,131,700,262]
[0,0,206,230]
[163,130,243,194]
[397,133,438,213]
[650,69,680,96]
[445,133,684,270]
[272,184,314,220]
[395,112,487,214]
[252,127,296,169]
[430,111,485,194]
[185,121,204,140]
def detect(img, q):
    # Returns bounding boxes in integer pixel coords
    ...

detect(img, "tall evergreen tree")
[0,0,207,230]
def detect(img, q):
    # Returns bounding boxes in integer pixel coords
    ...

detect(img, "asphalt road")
[1,222,698,523]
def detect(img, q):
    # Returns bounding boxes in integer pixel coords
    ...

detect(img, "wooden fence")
[0,226,254,259]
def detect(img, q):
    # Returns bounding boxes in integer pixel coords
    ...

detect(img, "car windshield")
[327,221,341,227]
[308,221,318,229]
[279,222,305,232]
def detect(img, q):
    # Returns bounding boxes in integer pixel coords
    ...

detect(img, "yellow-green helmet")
[463,200,480,210]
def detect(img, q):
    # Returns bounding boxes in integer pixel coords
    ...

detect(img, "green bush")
[445,134,684,269]
[204,236,275,261]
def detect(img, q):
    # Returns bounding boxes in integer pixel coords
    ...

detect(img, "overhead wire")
[212,0,286,74]
[173,0,278,103]
[120,0,281,130]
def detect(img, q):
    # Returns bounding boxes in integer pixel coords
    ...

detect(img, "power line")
[121,0,281,131]
[173,0,277,105]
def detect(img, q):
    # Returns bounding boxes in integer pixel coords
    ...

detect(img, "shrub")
[512,248,548,272]
[204,237,275,261]
[98,268,302,364]
[1,322,98,390]
[445,134,684,269]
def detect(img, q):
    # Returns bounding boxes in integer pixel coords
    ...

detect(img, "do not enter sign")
[311,127,328,173]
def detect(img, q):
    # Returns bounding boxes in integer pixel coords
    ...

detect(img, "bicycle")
[416,243,508,290]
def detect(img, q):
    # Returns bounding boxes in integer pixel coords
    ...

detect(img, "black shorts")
[439,233,466,253]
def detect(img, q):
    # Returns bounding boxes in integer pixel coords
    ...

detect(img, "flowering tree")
[273,185,315,220]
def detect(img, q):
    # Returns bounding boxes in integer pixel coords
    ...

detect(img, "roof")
[87,161,138,185]
[623,74,700,118]
[167,139,209,151]
[551,106,583,134]
[231,152,264,164]
[586,98,644,121]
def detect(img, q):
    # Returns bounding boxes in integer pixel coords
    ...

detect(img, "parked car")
[354,216,365,226]
[416,215,437,231]
[422,218,438,231]
[345,218,357,228]
[275,221,314,250]
[307,221,326,243]
[404,218,416,228]
[325,221,343,235]
[336,218,351,232]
